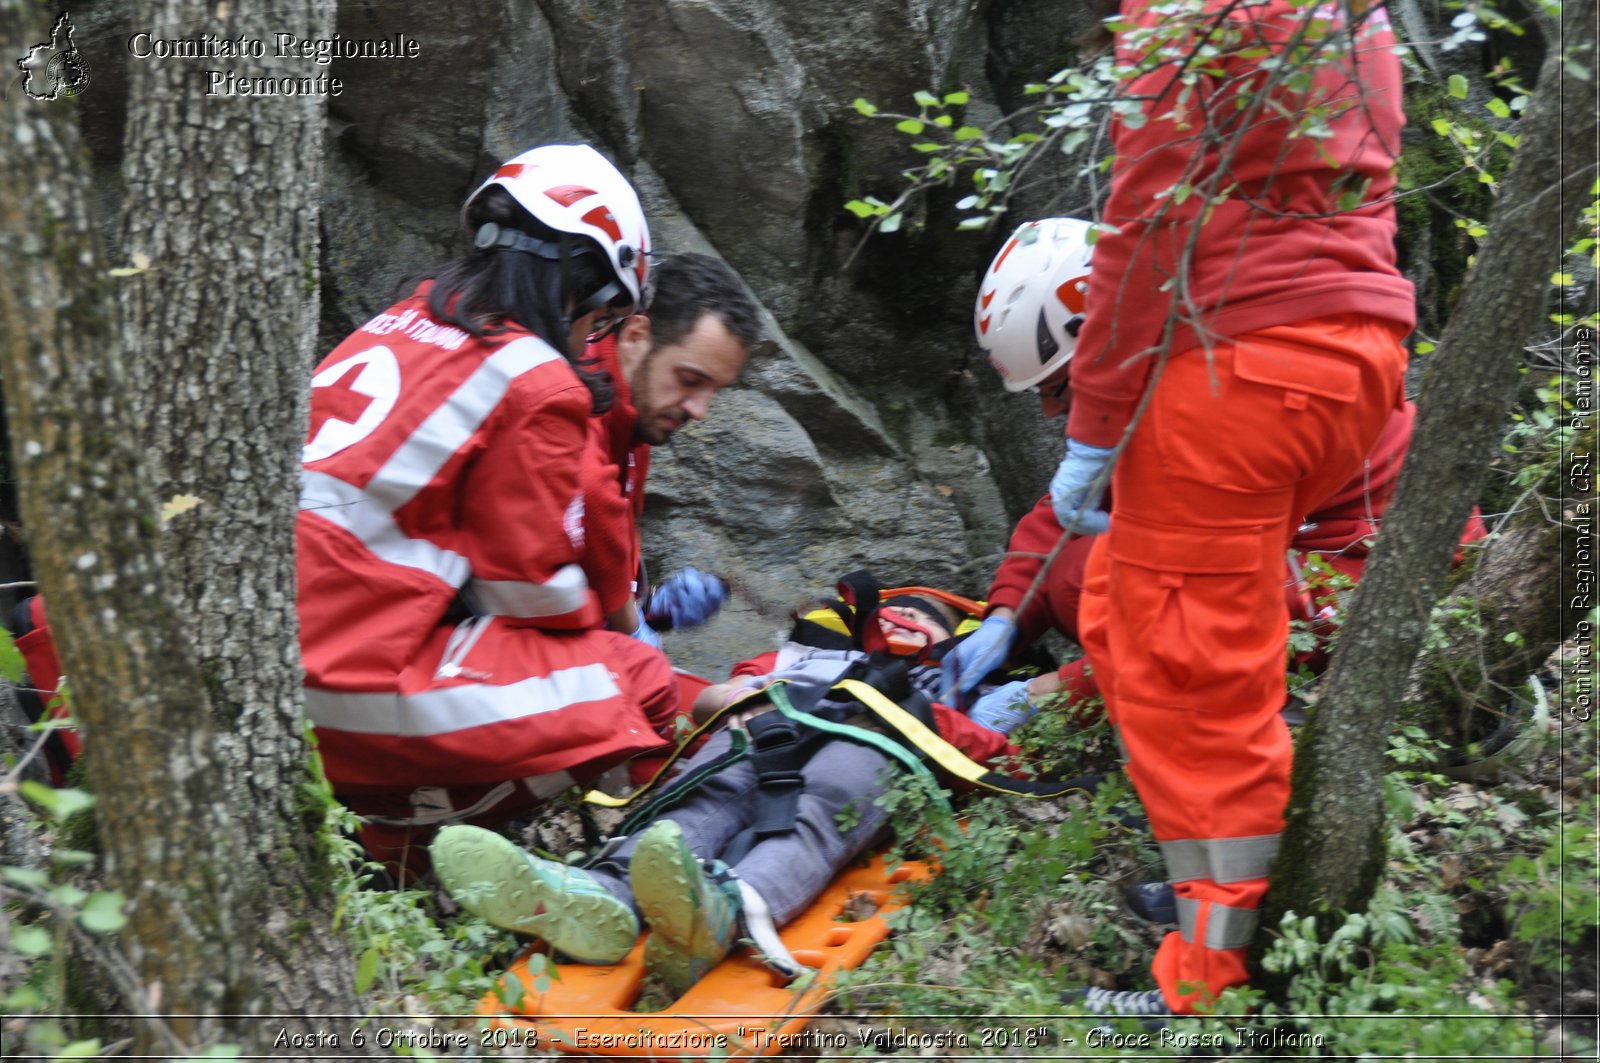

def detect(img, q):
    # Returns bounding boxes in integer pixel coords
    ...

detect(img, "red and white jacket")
[298,289,667,790]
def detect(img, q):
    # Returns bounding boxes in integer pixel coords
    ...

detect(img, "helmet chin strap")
[474,222,630,318]
[474,221,562,258]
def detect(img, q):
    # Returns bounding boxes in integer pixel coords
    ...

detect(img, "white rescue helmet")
[464,143,651,311]
[974,217,1095,392]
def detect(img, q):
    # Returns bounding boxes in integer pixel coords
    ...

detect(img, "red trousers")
[1077,315,1407,1013]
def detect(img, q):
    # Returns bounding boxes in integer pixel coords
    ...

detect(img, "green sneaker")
[430,825,638,964]
[629,820,742,994]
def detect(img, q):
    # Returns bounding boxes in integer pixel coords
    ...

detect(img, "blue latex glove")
[645,568,728,630]
[968,679,1038,735]
[630,611,663,650]
[1049,439,1114,534]
[940,614,1018,704]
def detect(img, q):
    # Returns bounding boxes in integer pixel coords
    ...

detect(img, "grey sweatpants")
[585,727,897,924]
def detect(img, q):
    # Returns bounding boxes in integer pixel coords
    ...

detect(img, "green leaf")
[0,628,25,684]
[1485,96,1511,118]
[1553,272,1575,285]
[956,216,990,231]
[932,114,953,127]
[843,200,880,219]
[878,212,904,234]
[80,891,127,934]
[909,142,943,153]
[1448,74,1470,98]
[55,1039,104,1059]
[355,945,381,994]
[50,848,95,868]
[895,119,926,135]
[851,97,878,117]
[912,90,940,108]
[952,125,984,142]
[3,866,51,890]
[49,883,87,908]
[1414,340,1437,355]
[18,782,96,822]
[1430,117,1453,137]
[942,90,971,106]
[11,924,52,956]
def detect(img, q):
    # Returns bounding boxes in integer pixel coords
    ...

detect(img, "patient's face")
[877,605,953,648]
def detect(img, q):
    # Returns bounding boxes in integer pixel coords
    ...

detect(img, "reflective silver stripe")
[300,469,471,587]
[1209,834,1280,883]
[1177,896,1201,941]
[307,662,624,737]
[1206,903,1259,949]
[1160,839,1210,884]
[1175,897,1259,950]
[468,564,590,618]
[366,336,561,511]
[1159,834,1281,885]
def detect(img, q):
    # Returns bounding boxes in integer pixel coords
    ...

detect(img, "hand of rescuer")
[644,568,728,630]
[610,599,664,650]
[968,679,1039,735]
[940,612,1018,705]
[1049,439,1114,534]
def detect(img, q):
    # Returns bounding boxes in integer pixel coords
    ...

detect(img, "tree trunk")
[1260,0,1598,970]
[1412,419,1596,752]
[1,0,254,1051]
[113,0,364,1017]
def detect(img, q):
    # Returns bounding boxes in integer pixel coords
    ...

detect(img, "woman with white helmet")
[297,143,678,881]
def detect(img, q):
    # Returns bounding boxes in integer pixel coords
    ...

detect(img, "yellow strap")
[833,678,1092,800]
[833,678,990,786]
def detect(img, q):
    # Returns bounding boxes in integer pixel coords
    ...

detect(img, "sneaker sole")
[432,826,637,964]
[631,822,733,991]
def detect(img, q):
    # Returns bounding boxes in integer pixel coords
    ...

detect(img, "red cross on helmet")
[974,217,1095,392]
[464,143,652,311]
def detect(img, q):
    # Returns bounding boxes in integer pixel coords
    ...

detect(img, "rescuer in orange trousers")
[1051,0,1416,1018]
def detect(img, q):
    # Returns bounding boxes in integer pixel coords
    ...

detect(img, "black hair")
[407,187,621,413]
[646,253,764,353]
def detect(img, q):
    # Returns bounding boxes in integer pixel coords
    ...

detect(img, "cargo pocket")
[1231,344,1361,407]
[1107,514,1268,700]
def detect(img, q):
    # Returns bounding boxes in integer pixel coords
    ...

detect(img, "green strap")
[616,727,751,837]
[765,684,952,815]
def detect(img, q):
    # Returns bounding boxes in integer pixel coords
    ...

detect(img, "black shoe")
[1124,879,1177,925]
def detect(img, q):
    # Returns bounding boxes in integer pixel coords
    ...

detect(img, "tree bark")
[113,0,364,1018]
[1260,0,1599,966]
[1,0,254,1051]
[1413,418,1595,750]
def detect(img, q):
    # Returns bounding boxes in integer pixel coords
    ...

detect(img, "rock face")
[312,0,1094,674]
[49,0,1095,676]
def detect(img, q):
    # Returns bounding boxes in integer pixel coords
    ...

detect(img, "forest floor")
[482,658,1596,1061]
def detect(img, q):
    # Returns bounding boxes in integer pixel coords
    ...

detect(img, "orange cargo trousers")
[1077,314,1408,1013]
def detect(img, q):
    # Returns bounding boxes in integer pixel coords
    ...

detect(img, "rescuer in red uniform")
[298,144,678,876]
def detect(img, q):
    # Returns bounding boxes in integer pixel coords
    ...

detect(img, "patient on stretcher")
[431,595,1027,993]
